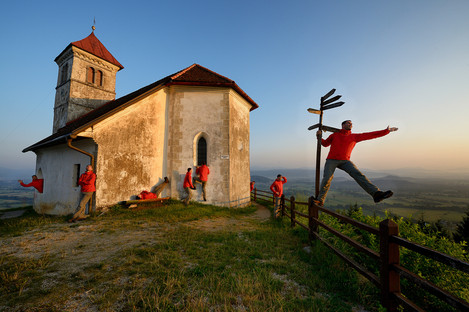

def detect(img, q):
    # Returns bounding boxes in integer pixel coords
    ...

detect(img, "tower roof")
[55,32,124,69]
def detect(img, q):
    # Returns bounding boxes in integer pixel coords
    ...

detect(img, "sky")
[1,0,469,175]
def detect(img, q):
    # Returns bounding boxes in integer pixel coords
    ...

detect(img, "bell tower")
[52,27,123,133]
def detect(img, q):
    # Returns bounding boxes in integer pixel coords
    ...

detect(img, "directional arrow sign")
[321,95,342,106]
[308,124,340,132]
[307,123,320,130]
[322,101,345,111]
[322,125,340,133]
[307,108,321,114]
[321,89,336,102]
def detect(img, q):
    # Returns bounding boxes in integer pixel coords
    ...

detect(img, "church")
[23,28,258,215]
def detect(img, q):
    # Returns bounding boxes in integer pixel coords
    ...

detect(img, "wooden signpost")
[307,89,345,198]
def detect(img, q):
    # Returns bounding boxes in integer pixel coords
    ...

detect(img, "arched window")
[60,63,68,84]
[197,137,207,166]
[87,67,95,83]
[96,70,103,86]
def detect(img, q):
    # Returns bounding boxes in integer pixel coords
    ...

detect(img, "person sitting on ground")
[18,175,44,193]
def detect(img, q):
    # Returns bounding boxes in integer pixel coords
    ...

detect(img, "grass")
[0,200,383,311]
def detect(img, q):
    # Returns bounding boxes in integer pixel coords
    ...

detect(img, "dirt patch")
[184,203,271,232]
[1,204,270,263]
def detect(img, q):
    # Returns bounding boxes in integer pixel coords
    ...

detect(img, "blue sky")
[1,0,468,174]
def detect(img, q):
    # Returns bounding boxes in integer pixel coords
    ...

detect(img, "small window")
[61,64,68,84]
[96,70,103,86]
[87,67,95,83]
[197,137,207,166]
[73,164,81,187]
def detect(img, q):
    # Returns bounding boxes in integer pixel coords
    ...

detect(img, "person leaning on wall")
[69,165,96,223]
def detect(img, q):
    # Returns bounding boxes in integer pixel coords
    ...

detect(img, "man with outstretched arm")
[315,120,398,206]
[18,175,44,193]
[270,174,287,218]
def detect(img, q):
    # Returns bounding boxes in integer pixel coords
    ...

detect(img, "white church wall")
[91,89,168,207]
[34,139,96,215]
[168,86,230,204]
[228,91,251,206]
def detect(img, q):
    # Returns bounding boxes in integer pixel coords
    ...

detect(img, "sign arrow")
[322,125,340,133]
[308,123,320,130]
[321,89,336,102]
[308,123,340,132]
[307,108,321,114]
[321,95,342,106]
[322,101,345,111]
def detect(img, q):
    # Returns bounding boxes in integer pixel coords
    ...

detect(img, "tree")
[453,208,469,249]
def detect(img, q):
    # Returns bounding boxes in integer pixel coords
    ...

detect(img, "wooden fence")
[251,188,469,312]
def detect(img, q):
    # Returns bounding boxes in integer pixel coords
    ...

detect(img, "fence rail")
[250,188,469,312]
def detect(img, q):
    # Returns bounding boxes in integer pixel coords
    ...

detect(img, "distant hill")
[250,168,469,199]
[250,175,271,184]
[0,167,36,181]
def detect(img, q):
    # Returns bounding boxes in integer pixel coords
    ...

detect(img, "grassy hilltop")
[1,200,468,311]
[1,201,382,312]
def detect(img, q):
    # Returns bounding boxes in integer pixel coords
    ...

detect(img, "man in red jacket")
[316,120,398,206]
[270,174,287,218]
[193,162,210,201]
[18,175,44,193]
[69,165,96,222]
[183,168,195,206]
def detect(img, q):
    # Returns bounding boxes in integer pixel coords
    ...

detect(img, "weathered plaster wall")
[68,48,118,103]
[91,90,168,207]
[228,91,251,206]
[167,86,230,204]
[34,139,96,215]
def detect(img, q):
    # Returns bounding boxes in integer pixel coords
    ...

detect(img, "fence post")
[379,219,400,312]
[290,196,295,227]
[280,194,285,216]
[308,196,318,241]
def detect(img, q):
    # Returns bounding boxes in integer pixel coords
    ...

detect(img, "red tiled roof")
[23,64,258,152]
[167,64,258,110]
[55,32,123,69]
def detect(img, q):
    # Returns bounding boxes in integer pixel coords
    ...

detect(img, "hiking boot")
[373,190,393,203]
[313,199,323,206]
[311,196,323,206]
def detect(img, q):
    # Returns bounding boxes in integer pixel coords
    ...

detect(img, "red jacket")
[270,177,287,197]
[322,129,390,160]
[20,179,44,193]
[196,165,210,182]
[79,171,96,192]
[139,191,157,200]
[183,171,194,188]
